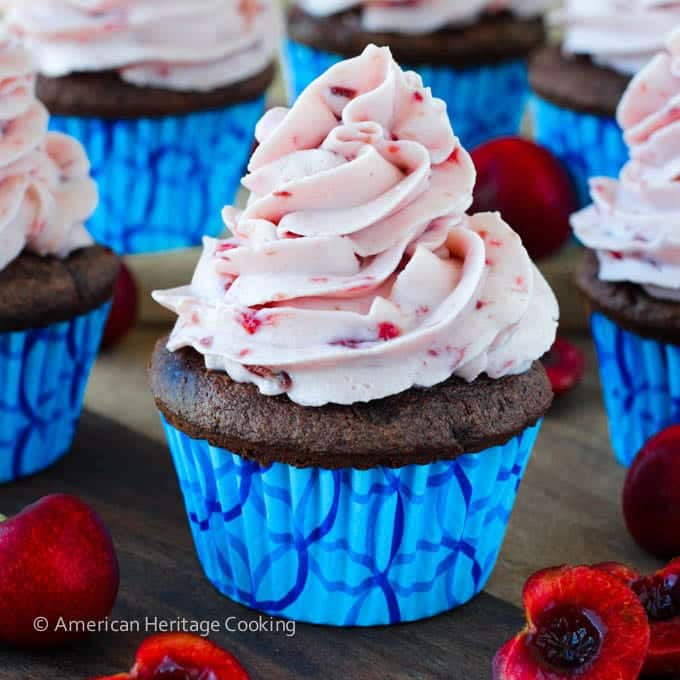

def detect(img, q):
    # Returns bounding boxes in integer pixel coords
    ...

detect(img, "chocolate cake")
[288,6,545,67]
[0,246,120,333]
[576,250,680,345]
[150,338,553,470]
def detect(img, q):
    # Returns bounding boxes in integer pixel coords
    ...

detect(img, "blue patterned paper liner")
[162,416,542,626]
[49,97,265,255]
[0,303,110,484]
[284,40,531,151]
[591,313,680,467]
[532,97,628,208]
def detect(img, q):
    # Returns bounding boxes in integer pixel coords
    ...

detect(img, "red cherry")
[595,559,680,676]
[102,262,138,350]
[493,565,650,679]
[0,494,119,647]
[540,336,586,397]
[623,426,680,558]
[471,138,577,260]
[90,633,249,680]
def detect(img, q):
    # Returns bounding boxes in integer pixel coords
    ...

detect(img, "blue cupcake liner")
[591,312,680,467]
[49,97,265,255]
[284,40,531,151]
[162,415,542,626]
[0,303,110,484]
[532,97,628,207]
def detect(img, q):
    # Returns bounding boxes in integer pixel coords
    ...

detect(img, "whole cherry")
[471,138,576,261]
[493,565,650,679]
[91,633,249,680]
[623,425,680,558]
[102,262,138,350]
[540,336,586,397]
[0,494,119,647]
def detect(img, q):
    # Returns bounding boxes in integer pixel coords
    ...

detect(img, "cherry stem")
[0,514,5,522]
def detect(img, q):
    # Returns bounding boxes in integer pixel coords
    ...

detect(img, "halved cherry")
[493,565,650,679]
[90,633,248,680]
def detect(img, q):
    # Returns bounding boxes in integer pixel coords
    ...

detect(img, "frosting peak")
[296,0,549,35]
[0,36,96,272]
[154,46,558,406]
[2,1,282,91]
[572,27,680,299]
[553,0,680,76]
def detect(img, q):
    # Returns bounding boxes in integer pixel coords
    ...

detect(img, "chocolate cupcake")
[530,0,680,205]
[572,29,680,466]
[2,1,281,254]
[285,1,548,149]
[150,46,559,626]
[0,37,119,483]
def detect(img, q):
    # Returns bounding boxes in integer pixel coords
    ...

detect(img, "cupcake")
[285,1,548,150]
[150,46,558,626]
[0,37,119,483]
[531,0,680,206]
[573,29,680,467]
[2,1,281,255]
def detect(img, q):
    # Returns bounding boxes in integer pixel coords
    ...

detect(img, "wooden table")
[0,327,663,679]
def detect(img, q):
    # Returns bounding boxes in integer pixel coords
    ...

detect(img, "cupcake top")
[553,0,680,76]
[153,45,558,407]
[572,27,680,301]
[1,1,282,92]
[295,0,549,35]
[0,36,97,273]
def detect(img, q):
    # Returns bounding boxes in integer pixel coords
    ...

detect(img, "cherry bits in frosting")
[0,36,97,272]
[2,1,281,91]
[154,45,558,406]
[572,27,680,301]
[295,0,550,34]
[553,0,680,76]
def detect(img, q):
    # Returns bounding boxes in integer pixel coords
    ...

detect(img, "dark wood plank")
[0,411,523,680]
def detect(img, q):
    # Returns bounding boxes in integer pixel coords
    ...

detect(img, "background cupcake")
[150,46,558,626]
[2,1,281,255]
[0,37,119,483]
[573,29,680,466]
[531,0,680,206]
[286,1,549,149]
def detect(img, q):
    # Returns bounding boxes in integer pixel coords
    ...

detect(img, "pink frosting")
[2,1,281,92]
[553,0,680,76]
[296,0,549,34]
[0,36,97,273]
[572,27,680,300]
[154,46,558,406]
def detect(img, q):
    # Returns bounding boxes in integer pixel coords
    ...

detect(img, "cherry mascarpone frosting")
[295,0,549,35]
[553,0,680,76]
[0,36,97,273]
[573,28,680,302]
[153,46,558,407]
[1,0,281,92]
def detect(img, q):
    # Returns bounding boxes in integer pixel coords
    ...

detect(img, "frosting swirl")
[154,46,558,406]
[295,0,549,34]
[0,36,97,273]
[553,0,680,76]
[1,1,281,92]
[573,28,680,300]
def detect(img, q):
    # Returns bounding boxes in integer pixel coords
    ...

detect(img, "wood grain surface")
[0,328,665,679]
[0,411,523,680]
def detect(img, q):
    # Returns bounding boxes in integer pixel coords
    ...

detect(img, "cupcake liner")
[0,303,110,484]
[532,97,628,207]
[49,98,265,255]
[591,312,680,467]
[284,40,531,150]
[162,416,542,626]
